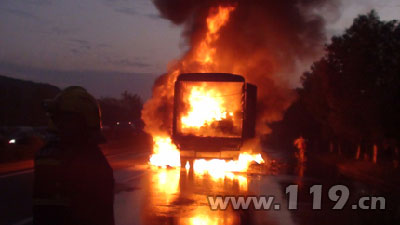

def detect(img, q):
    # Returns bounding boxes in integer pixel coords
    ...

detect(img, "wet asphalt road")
[1,150,398,225]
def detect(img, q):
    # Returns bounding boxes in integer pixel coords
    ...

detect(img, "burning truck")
[145,5,269,173]
[173,73,257,162]
[145,0,325,172]
[149,72,264,173]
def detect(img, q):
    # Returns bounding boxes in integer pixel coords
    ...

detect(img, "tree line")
[268,11,400,161]
[0,75,143,129]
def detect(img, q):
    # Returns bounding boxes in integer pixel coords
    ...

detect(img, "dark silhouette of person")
[33,86,115,225]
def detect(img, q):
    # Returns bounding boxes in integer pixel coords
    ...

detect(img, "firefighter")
[294,136,306,163]
[33,86,115,225]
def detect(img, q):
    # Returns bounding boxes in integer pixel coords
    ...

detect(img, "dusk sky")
[0,0,399,99]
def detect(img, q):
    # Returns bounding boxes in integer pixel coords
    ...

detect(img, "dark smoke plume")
[144,0,340,135]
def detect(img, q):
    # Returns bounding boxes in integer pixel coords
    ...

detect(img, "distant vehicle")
[0,126,46,161]
[102,120,142,140]
[8,131,38,146]
[172,73,257,160]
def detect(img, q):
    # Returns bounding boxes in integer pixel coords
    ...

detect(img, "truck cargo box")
[172,73,257,157]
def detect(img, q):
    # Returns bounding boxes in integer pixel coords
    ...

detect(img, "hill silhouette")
[0,74,60,126]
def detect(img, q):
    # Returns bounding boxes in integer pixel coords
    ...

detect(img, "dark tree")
[98,91,143,128]
[269,11,400,156]
[299,11,400,151]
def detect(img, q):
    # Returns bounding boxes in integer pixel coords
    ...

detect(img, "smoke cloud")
[143,0,340,136]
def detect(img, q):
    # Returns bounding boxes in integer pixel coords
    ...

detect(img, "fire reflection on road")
[150,168,180,211]
[183,206,236,225]
[143,167,251,225]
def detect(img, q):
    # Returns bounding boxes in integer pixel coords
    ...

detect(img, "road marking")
[11,217,32,225]
[0,169,34,179]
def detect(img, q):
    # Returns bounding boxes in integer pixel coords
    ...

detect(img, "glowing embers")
[178,81,243,137]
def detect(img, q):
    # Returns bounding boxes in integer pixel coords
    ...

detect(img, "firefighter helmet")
[43,86,102,131]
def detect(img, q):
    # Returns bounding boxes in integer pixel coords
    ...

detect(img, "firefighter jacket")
[33,138,115,225]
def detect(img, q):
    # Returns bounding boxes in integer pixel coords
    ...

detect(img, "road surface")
[0,150,397,225]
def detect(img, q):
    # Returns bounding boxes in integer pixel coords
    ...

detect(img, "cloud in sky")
[0,61,158,99]
[49,26,80,35]
[0,0,182,75]
[325,0,400,36]
[114,7,137,16]
[0,7,41,21]
[21,0,52,7]
[146,13,162,20]
[106,58,150,68]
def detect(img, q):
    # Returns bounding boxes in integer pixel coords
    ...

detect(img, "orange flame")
[147,5,265,175]
[149,136,180,167]
[181,85,228,128]
[195,6,235,66]
[179,82,243,137]
[193,153,264,177]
